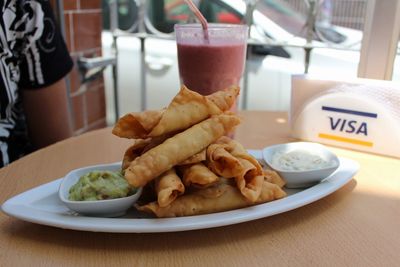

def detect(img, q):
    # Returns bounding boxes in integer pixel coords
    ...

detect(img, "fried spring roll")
[235,158,264,202]
[263,169,286,188]
[121,139,152,170]
[112,86,239,139]
[206,85,239,111]
[155,168,185,207]
[206,136,265,202]
[206,143,242,177]
[121,134,174,171]
[215,136,262,171]
[112,110,163,139]
[124,114,241,188]
[137,180,287,218]
[177,149,206,166]
[148,86,238,137]
[179,163,219,188]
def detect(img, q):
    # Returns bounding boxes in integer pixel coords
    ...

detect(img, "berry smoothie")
[175,24,248,96]
[177,42,246,95]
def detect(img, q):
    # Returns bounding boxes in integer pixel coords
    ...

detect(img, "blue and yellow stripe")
[318,133,373,147]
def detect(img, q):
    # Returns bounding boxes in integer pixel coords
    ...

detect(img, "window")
[102,0,138,31]
[393,45,400,81]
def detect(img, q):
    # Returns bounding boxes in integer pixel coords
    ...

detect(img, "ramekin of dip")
[262,142,340,188]
[59,162,142,217]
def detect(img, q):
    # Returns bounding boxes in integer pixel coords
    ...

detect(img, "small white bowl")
[59,162,142,217]
[262,142,340,188]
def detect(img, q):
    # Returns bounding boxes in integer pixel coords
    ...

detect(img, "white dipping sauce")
[272,149,336,171]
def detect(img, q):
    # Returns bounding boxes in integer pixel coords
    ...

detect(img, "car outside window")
[256,0,346,44]
[150,0,242,33]
[102,0,138,31]
[198,1,242,24]
[257,0,305,37]
[164,0,190,23]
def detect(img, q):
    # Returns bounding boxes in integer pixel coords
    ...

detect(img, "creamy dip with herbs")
[272,149,336,171]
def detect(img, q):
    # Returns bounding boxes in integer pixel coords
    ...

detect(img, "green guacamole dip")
[68,170,135,201]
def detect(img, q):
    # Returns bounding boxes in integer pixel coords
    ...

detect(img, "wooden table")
[1,111,399,266]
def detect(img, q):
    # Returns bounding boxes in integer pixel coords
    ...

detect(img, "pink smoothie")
[177,43,246,95]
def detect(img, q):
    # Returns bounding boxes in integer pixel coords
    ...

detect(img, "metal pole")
[139,37,146,111]
[242,0,258,110]
[110,0,119,120]
[55,0,74,133]
[112,36,119,120]
[304,0,318,74]
[138,0,147,111]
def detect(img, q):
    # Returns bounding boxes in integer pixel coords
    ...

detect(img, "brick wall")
[56,0,107,135]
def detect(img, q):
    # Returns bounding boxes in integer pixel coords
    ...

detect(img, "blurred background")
[53,0,400,136]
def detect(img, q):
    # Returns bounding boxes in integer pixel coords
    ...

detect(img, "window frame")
[358,0,400,80]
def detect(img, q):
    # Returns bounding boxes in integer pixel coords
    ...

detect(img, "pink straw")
[184,0,209,41]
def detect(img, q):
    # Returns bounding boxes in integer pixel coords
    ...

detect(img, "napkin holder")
[290,75,400,158]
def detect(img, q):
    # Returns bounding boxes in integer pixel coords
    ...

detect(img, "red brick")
[68,55,81,93]
[80,0,101,9]
[72,12,102,51]
[63,13,72,51]
[63,0,78,10]
[71,94,85,131]
[86,85,106,124]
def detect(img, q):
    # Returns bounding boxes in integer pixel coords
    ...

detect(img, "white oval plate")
[1,151,359,233]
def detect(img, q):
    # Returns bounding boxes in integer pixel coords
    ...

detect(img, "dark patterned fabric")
[0,0,73,166]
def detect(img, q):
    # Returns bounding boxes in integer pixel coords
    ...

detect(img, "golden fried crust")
[137,180,286,218]
[206,136,265,202]
[179,163,219,188]
[112,85,239,139]
[124,114,241,188]
[112,110,163,139]
[155,168,185,207]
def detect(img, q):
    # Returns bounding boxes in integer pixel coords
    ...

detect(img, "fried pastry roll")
[112,86,239,139]
[177,149,206,166]
[148,85,239,137]
[112,110,163,139]
[215,136,262,171]
[206,143,242,178]
[234,158,264,202]
[121,134,174,170]
[155,168,185,207]
[206,137,265,202]
[179,163,219,188]
[124,114,241,188]
[121,139,152,170]
[263,169,286,188]
[206,85,239,111]
[137,180,287,218]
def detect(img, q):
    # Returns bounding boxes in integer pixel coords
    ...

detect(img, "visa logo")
[319,106,377,147]
[322,106,377,136]
[329,117,367,135]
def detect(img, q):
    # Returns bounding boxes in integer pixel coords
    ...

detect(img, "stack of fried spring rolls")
[113,85,286,217]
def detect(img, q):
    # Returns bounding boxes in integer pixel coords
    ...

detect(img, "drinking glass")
[175,23,248,96]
